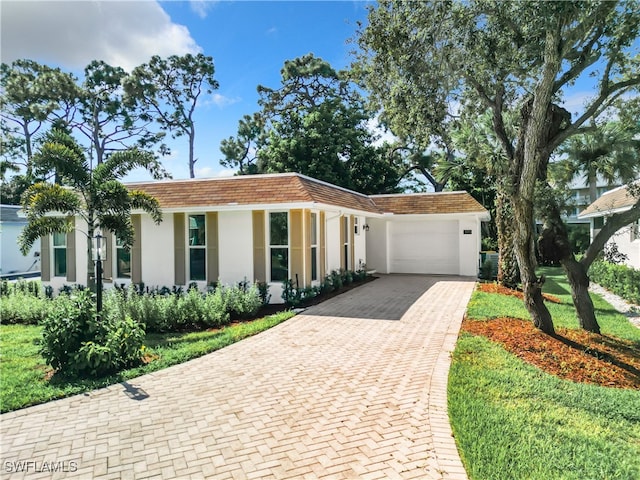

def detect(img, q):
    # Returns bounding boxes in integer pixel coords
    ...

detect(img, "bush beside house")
[589,260,640,305]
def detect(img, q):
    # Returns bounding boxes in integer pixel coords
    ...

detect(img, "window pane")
[311,246,317,281]
[270,212,288,246]
[117,248,131,278]
[189,215,206,246]
[310,213,317,245]
[189,248,206,281]
[53,232,66,247]
[54,249,66,277]
[270,247,288,282]
[344,244,349,268]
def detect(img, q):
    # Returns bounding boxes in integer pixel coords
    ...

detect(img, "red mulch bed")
[477,282,562,303]
[462,317,640,389]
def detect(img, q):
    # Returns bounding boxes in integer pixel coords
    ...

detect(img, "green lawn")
[0,311,295,413]
[450,267,640,480]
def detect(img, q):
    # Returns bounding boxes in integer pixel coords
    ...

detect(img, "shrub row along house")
[40,173,490,302]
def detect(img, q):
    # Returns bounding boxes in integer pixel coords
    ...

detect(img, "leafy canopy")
[221,54,403,194]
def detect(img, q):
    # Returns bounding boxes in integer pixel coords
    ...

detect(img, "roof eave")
[578,205,633,219]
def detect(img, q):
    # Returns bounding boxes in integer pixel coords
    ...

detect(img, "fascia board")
[578,205,632,219]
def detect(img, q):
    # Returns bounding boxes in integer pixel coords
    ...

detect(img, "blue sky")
[1,1,372,181]
[2,1,635,184]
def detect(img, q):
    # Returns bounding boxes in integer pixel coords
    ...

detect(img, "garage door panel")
[389,221,459,274]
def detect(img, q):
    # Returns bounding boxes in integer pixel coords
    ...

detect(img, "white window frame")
[52,232,67,278]
[114,236,131,279]
[310,212,318,282]
[343,216,350,269]
[269,211,289,283]
[187,214,207,282]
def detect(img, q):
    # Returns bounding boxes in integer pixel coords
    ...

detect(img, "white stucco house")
[578,183,640,270]
[40,173,490,302]
[1,204,40,277]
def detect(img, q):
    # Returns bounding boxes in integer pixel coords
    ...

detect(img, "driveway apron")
[1,275,475,479]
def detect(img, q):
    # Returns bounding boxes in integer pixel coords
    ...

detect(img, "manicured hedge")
[0,281,264,331]
[589,260,640,305]
[105,284,263,332]
[0,280,50,324]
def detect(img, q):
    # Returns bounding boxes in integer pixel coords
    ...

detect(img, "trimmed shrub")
[203,287,230,327]
[0,291,50,324]
[225,284,262,319]
[0,280,51,324]
[102,281,262,332]
[283,268,370,306]
[590,260,640,305]
[1,279,46,298]
[40,289,145,377]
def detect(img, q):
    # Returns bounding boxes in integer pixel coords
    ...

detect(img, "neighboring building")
[40,173,490,302]
[578,183,640,270]
[565,175,622,225]
[0,204,40,277]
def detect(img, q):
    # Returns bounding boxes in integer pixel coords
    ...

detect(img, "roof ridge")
[125,172,300,186]
[295,173,374,200]
[600,181,639,196]
[370,191,468,198]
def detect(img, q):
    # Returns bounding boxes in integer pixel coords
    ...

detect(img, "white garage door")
[389,220,459,274]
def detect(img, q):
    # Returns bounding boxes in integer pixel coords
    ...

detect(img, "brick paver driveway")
[1,275,475,479]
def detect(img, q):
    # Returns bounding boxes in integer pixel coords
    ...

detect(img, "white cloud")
[366,117,397,147]
[194,166,235,178]
[1,1,201,71]
[198,93,241,108]
[560,91,594,119]
[214,168,236,177]
[190,0,216,19]
[208,93,241,108]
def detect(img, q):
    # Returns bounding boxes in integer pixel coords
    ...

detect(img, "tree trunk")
[588,170,597,203]
[23,123,34,178]
[189,124,196,179]
[495,192,520,288]
[512,195,555,334]
[562,257,600,333]
[507,22,566,336]
[538,198,602,333]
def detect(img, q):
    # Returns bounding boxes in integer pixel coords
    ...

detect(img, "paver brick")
[0,275,473,479]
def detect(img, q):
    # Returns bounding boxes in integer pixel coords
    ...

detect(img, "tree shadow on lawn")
[551,332,640,380]
[462,318,640,389]
[541,276,571,296]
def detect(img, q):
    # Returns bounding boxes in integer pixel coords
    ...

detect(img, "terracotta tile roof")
[126,173,490,217]
[371,192,489,216]
[579,183,640,218]
[126,173,381,214]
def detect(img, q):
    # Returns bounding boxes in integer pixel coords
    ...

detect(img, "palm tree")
[558,122,640,202]
[19,128,166,290]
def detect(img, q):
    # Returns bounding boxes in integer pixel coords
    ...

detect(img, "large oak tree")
[355,0,640,334]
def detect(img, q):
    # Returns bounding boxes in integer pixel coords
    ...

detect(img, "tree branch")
[581,200,640,269]
[549,77,640,152]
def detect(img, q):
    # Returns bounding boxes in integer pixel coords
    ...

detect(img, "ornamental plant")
[40,289,145,377]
